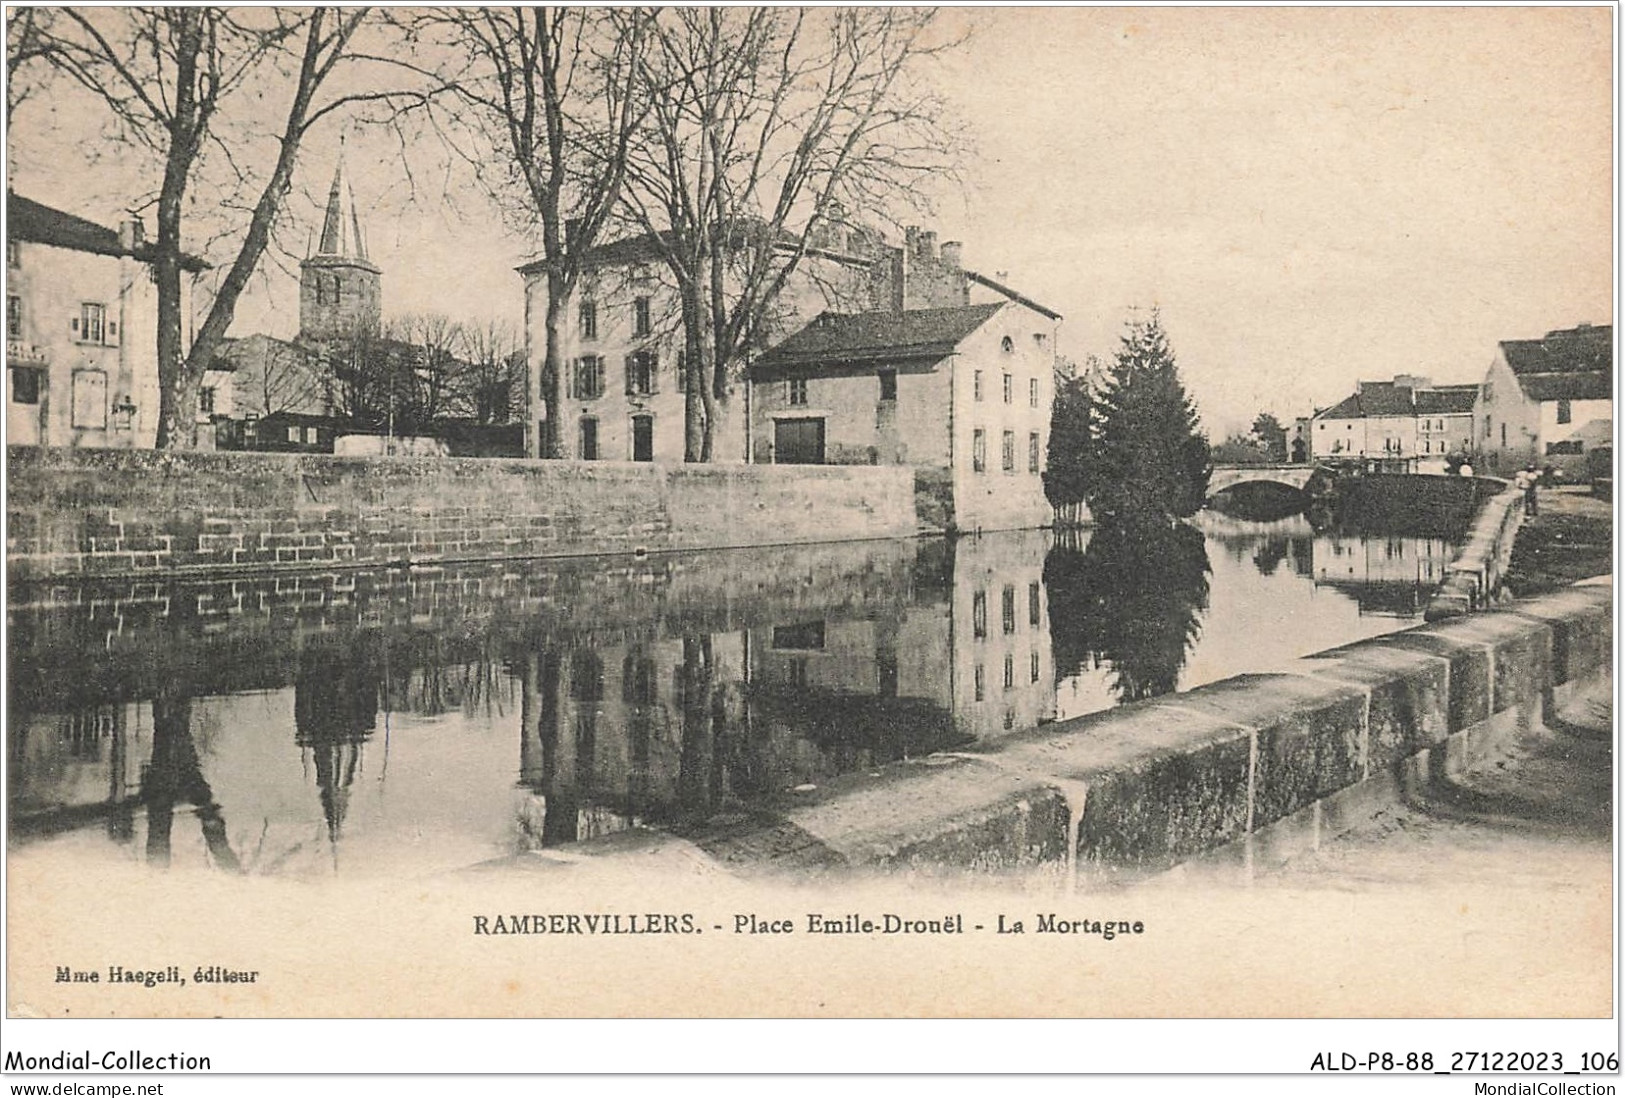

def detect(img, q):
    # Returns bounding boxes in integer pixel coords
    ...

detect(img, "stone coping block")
[1389,613,1553,717]
[1503,584,1613,686]
[1154,673,1367,830]
[992,703,1254,867]
[1286,642,1452,771]
[783,756,1067,870]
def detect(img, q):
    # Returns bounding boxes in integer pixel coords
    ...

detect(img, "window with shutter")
[79,303,106,344]
[628,350,657,395]
[573,356,604,400]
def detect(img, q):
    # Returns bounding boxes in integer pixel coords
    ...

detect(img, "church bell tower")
[299,147,382,342]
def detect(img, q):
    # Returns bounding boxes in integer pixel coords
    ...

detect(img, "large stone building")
[5,192,213,448]
[1476,323,1612,477]
[516,218,1055,471]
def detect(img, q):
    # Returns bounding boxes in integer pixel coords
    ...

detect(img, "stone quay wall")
[5,447,917,581]
[1332,471,1498,537]
[739,581,1612,877]
[1425,478,1524,620]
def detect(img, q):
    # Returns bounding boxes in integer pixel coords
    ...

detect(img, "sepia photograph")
[0,2,1615,1077]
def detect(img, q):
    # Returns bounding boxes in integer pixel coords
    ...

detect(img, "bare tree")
[398,8,650,458]
[12,8,429,449]
[5,9,61,123]
[620,8,965,460]
[460,319,524,424]
[218,336,327,419]
[387,311,467,425]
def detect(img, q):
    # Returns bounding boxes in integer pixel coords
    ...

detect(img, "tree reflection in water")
[1044,518,1211,702]
[144,689,240,871]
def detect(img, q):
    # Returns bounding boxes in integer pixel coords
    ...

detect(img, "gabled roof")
[1317,380,1480,420]
[515,222,880,278]
[1499,324,1613,404]
[7,192,208,271]
[1415,385,1478,415]
[1518,372,1612,402]
[1500,324,1611,376]
[965,269,1062,320]
[1351,382,1414,417]
[752,303,1005,371]
[1317,393,1364,420]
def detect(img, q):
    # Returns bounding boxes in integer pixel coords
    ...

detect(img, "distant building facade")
[5,192,213,449]
[1310,374,1477,472]
[1477,323,1612,476]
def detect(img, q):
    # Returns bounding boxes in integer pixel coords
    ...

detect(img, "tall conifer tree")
[1087,309,1211,523]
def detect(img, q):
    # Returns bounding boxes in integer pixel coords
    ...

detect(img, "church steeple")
[299,141,382,343]
[316,150,369,261]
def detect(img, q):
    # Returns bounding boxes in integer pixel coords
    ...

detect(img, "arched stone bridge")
[1207,463,1319,497]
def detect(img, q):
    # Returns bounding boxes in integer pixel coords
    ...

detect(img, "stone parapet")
[1426,478,1523,619]
[5,447,916,581]
[763,581,1610,876]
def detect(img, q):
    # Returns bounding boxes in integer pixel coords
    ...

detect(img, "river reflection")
[7,519,1457,876]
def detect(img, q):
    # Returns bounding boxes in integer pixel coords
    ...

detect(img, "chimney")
[904,226,920,255]
[118,217,145,253]
[940,241,962,269]
[918,230,937,259]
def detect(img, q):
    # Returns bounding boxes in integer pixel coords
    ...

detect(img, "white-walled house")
[1309,375,1476,472]
[749,296,1060,532]
[6,193,211,449]
[1477,324,1612,476]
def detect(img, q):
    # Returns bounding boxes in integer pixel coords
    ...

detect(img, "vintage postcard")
[1,4,1614,1067]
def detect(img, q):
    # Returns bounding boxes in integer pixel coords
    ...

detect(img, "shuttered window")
[626,350,657,395]
[571,356,604,400]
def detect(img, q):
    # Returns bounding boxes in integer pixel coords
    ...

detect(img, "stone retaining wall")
[5,447,916,580]
[749,581,1612,876]
[1425,478,1524,620]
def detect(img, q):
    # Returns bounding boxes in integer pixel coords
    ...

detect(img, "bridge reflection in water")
[7,519,1458,877]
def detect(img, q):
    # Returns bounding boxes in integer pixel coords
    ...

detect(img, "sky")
[6,6,1613,438]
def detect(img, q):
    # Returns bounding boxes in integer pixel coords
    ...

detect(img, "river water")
[7,514,1460,878]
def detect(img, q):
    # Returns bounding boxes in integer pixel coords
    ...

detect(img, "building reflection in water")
[1310,533,1454,615]
[513,531,1056,847]
[9,701,140,844]
[8,517,1457,872]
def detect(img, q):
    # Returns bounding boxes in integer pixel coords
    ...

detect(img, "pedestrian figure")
[1518,465,1539,517]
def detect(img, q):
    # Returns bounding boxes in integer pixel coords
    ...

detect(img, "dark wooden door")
[631,415,654,462]
[774,417,825,464]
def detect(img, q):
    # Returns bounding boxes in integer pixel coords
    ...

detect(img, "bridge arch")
[1206,463,1319,498]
